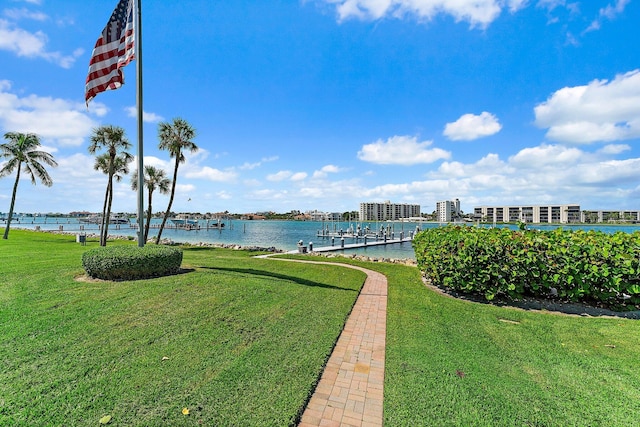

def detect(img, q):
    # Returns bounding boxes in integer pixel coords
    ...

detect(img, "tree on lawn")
[88,125,132,246]
[94,153,132,245]
[0,132,57,239]
[131,165,170,242]
[155,118,198,244]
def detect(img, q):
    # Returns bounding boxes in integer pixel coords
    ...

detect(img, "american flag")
[85,0,135,105]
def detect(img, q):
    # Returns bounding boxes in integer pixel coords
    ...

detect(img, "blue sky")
[1,0,639,215]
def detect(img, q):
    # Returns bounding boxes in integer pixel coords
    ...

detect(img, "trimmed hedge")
[413,225,640,310]
[82,245,183,280]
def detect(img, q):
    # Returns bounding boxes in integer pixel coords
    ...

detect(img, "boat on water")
[79,214,131,224]
[207,222,225,229]
[169,218,227,230]
[170,218,199,226]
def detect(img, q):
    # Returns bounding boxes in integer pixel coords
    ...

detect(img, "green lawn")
[3,231,640,426]
[0,230,365,426]
[367,261,640,426]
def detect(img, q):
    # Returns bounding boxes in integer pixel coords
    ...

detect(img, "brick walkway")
[287,261,388,427]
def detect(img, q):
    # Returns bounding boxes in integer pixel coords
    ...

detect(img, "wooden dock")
[288,236,414,254]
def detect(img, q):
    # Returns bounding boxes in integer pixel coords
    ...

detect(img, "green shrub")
[413,225,640,310]
[82,245,183,280]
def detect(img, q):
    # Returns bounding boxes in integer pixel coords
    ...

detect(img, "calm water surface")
[10,217,424,259]
[8,217,640,261]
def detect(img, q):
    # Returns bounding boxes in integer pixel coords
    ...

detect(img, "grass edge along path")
[271,259,387,427]
[0,230,367,426]
[285,255,640,426]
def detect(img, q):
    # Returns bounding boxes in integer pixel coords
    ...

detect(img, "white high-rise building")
[436,199,461,222]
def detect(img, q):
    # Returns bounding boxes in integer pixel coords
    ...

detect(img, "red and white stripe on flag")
[85,0,135,105]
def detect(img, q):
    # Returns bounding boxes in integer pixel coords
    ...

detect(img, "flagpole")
[135,0,145,247]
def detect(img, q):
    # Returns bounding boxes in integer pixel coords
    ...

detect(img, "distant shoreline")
[18,227,418,265]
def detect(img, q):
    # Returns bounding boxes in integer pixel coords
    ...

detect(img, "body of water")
[7,217,424,259]
[6,217,640,261]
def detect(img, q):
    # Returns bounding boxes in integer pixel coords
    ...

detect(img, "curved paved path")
[274,259,388,427]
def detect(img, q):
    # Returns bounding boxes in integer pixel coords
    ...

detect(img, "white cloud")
[323,0,505,28]
[508,144,584,168]
[243,178,262,187]
[239,156,279,170]
[312,164,343,179]
[184,166,238,182]
[295,178,363,201]
[3,8,48,21]
[0,18,46,55]
[175,184,196,194]
[537,1,581,26]
[320,164,341,173]
[215,190,233,200]
[536,0,564,12]
[55,153,103,180]
[42,153,114,211]
[357,135,450,165]
[564,31,579,47]
[267,170,293,181]
[140,156,171,170]
[434,152,513,178]
[585,0,630,33]
[598,144,630,155]
[0,18,82,68]
[266,170,308,182]
[0,81,101,146]
[507,0,529,13]
[246,188,290,201]
[534,70,640,144]
[443,112,502,141]
[125,107,164,123]
[422,143,640,205]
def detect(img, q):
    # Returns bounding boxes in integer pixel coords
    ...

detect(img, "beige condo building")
[359,201,421,221]
[474,204,582,224]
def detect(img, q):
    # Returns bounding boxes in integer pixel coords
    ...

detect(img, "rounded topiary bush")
[82,245,183,280]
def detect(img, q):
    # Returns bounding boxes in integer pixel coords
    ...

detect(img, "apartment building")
[306,210,342,221]
[359,201,421,221]
[436,199,461,222]
[474,204,581,224]
[582,210,640,223]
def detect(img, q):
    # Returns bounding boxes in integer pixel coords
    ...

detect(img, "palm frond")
[1,132,56,185]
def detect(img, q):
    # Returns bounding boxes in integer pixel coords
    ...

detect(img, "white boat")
[80,214,130,224]
[170,218,199,227]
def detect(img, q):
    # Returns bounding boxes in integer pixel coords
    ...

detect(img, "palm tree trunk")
[155,159,179,244]
[103,175,114,246]
[2,162,21,240]
[100,178,110,246]
[144,188,153,242]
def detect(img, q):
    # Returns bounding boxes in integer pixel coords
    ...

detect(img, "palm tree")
[131,165,170,242]
[0,132,57,239]
[155,118,198,244]
[94,153,132,245]
[88,125,132,246]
